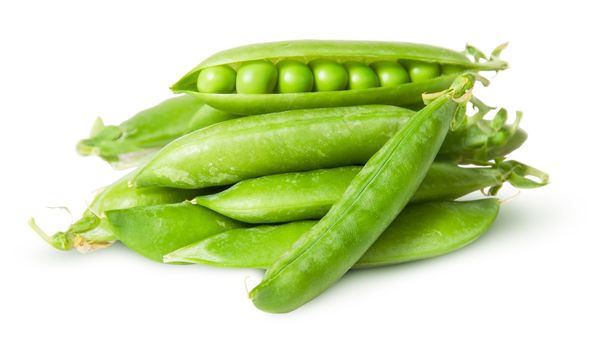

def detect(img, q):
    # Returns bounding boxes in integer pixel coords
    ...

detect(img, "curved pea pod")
[29,169,200,252]
[195,161,547,223]
[164,199,500,268]
[133,104,525,189]
[172,40,508,115]
[249,74,475,313]
[105,202,247,262]
[77,94,235,168]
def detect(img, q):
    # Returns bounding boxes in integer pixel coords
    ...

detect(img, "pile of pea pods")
[32,40,549,313]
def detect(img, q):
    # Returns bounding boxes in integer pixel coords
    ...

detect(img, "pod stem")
[457,103,524,164]
[502,160,550,189]
[424,73,477,131]
[469,96,495,125]
[464,42,509,72]
[28,217,74,251]
[488,160,550,195]
[28,217,114,252]
[423,72,477,105]
[76,120,124,158]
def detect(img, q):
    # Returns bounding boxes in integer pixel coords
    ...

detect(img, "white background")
[1,0,588,349]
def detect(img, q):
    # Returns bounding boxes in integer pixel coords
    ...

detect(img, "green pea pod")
[164,199,500,268]
[77,94,235,168]
[105,202,247,262]
[195,161,547,223]
[172,40,507,114]
[133,104,525,189]
[29,169,200,252]
[249,74,475,313]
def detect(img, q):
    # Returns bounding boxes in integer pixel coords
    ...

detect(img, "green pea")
[276,60,313,93]
[309,59,348,91]
[371,61,409,87]
[236,60,278,94]
[344,62,379,90]
[405,61,441,82]
[196,65,236,93]
[441,64,464,75]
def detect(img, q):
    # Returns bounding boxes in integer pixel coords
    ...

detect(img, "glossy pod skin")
[249,75,474,313]
[29,169,200,252]
[195,161,542,223]
[164,199,500,268]
[105,202,246,262]
[133,105,525,189]
[172,40,507,115]
[76,94,235,168]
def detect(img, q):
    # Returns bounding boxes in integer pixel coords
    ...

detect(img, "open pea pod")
[172,40,508,114]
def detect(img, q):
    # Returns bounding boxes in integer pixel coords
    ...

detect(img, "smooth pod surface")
[164,199,500,268]
[133,105,524,189]
[250,76,469,313]
[106,202,246,262]
[196,163,508,223]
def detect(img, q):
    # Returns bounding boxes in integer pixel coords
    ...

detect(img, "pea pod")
[196,161,547,223]
[77,94,235,168]
[249,74,475,313]
[29,169,200,252]
[164,199,500,268]
[172,40,507,114]
[105,202,247,262]
[133,104,525,189]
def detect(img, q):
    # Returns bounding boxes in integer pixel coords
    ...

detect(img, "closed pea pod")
[249,74,476,313]
[29,169,200,252]
[76,94,236,168]
[105,202,247,262]
[172,40,507,114]
[164,199,500,268]
[195,161,547,223]
[132,104,526,189]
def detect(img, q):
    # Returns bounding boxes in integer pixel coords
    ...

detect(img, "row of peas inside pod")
[172,40,508,114]
[197,58,452,94]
